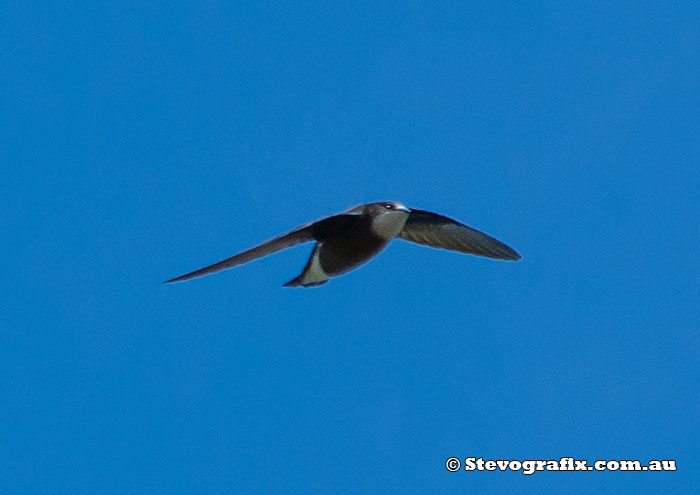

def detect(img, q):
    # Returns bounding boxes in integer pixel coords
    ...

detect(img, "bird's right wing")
[399,209,521,260]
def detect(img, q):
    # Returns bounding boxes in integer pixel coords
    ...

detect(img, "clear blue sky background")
[2,2,698,493]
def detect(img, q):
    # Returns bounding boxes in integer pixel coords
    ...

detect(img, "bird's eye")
[384,203,393,209]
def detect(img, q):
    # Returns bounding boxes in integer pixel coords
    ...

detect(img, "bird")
[164,201,521,287]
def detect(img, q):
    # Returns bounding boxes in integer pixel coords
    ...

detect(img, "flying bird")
[164,201,521,287]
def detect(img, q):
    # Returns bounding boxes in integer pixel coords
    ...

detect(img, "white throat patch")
[371,210,409,239]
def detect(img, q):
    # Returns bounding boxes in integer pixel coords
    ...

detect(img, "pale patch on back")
[371,210,410,239]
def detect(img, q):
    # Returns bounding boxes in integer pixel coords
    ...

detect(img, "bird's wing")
[398,209,521,260]
[164,213,359,283]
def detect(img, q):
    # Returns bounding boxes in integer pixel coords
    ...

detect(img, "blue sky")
[2,1,698,493]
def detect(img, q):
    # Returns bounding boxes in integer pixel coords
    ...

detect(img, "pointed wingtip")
[501,251,521,261]
[483,244,521,261]
[497,243,521,261]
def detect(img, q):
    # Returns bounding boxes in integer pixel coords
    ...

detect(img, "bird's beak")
[396,204,411,213]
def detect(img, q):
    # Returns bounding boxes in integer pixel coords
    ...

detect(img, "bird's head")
[366,201,411,239]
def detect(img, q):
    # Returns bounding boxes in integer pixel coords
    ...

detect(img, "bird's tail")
[282,274,328,288]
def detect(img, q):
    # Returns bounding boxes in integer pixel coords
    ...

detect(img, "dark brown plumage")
[164,201,520,287]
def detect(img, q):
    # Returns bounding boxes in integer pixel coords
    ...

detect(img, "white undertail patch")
[301,243,329,285]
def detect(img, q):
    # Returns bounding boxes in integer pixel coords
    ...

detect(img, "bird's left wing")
[164,213,360,283]
[398,209,521,260]
[163,222,318,283]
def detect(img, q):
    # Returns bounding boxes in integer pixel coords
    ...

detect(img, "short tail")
[282,243,330,287]
[282,274,328,288]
